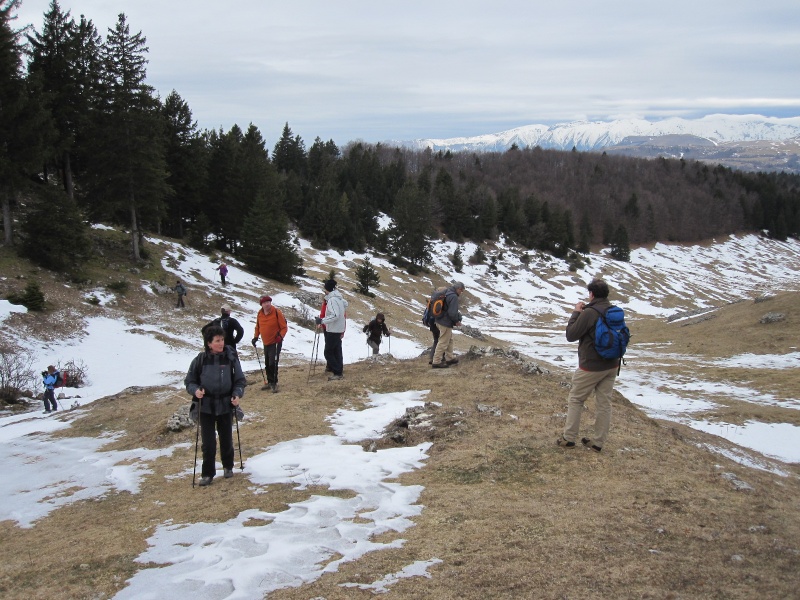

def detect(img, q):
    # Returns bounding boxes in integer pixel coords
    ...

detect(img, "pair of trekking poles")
[253,340,281,389]
[191,389,244,488]
[364,335,391,358]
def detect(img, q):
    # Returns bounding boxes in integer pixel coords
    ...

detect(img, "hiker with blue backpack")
[41,365,62,413]
[557,279,630,453]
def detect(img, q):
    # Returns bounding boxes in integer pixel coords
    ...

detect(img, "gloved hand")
[42,371,48,377]
[252,337,258,346]
[315,317,322,325]
[276,334,282,342]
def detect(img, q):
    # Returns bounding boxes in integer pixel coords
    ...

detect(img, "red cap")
[260,296,272,304]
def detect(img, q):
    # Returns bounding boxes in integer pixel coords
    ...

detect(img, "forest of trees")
[2,1,800,282]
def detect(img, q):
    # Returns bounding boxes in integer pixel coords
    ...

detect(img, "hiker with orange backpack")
[430,282,465,369]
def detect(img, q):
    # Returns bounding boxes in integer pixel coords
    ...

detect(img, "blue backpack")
[588,305,630,360]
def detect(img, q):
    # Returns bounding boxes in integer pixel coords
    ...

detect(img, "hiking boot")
[445,357,459,365]
[556,436,576,448]
[43,410,51,414]
[328,374,344,381]
[198,476,213,486]
[581,438,602,452]
[261,383,271,391]
[271,383,278,393]
[223,468,233,479]
[431,362,449,369]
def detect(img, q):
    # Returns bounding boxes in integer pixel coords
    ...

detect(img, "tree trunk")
[130,196,140,260]
[63,151,74,200]
[2,192,13,246]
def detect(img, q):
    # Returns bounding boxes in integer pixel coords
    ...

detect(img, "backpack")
[588,305,630,360]
[54,371,64,387]
[422,288,447,327]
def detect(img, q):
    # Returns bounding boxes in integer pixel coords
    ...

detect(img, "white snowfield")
[1,229,799,597]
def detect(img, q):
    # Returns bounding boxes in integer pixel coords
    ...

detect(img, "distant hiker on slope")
[41,365,61,413]
[315,279,348,381]
[363,313,390,355]
[556,279,622,454]
[252,296,288,392]
[202,304,245,355]
[185,325,246,486]
[173,280,187,308]
[215,263,229,285]
[431,281,465,369]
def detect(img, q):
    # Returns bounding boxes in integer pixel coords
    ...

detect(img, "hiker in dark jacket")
[173,280,187,308]
[557,279,620,453]
[185,325,246,486]
[363,313,390,355]
[431,282,465,368]
[41,365,60,413]
[202,304,245,355]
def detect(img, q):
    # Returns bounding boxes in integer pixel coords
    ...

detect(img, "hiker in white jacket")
[315,279,349,380]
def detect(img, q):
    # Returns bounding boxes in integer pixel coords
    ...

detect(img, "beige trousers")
[563,367,617,448]
[432,324,454,364]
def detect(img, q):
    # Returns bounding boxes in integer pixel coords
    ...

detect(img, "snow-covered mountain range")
[398,114,800,153]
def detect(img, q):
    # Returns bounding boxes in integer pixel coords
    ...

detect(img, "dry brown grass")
[2,238,800,599]
[1,345,798,599]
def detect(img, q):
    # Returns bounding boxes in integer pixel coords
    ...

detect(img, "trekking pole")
[273,347,281,388]
[191,395,201,488]
[388,335,391,355]
[253,341,267,385]
[307,330,319,383]
[234,405,244,470]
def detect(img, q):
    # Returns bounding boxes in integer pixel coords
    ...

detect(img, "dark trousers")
[265,342,282,384]
[200,411,234,478]
[220,274,226,285]
[43,388,57,411]
[429,324,440,362]
[324,331,344,376]
[176,294,185,307]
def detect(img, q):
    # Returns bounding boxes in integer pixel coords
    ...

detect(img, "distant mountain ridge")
[396,114,800,173]
[398,114,800,153]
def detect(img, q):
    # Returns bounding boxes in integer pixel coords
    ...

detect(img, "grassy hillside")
[1,231,799,599]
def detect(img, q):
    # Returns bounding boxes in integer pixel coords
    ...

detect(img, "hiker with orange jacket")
[252,296,288,392]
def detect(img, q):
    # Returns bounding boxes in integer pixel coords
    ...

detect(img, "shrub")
[57,359,89,388]
[106,280,130,294]
[0,347,36,404]
[469,247,487,265]
[7,282,46,311]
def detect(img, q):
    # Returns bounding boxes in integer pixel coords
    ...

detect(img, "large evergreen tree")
[87,13,169,260]
[26,1,79,197]
[388,181,433,267]
[0,0,54,245]
[239,191,303,284]
[20,186,91,271]
[161,90,205,237]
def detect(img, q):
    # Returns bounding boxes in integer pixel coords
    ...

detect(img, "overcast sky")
[13,0,800,147]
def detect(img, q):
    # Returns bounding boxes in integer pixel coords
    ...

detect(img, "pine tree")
[354,257,380,297]
[388,182,433,268]
[20,186,91,272]
[161,90,206,237]
[239,192,303,284]
[87,13,169,260]
[609,225,631,262]
[452,246,464,272]
[272,122,306,176]
[1,0,55,245]
[26,0,85,198]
